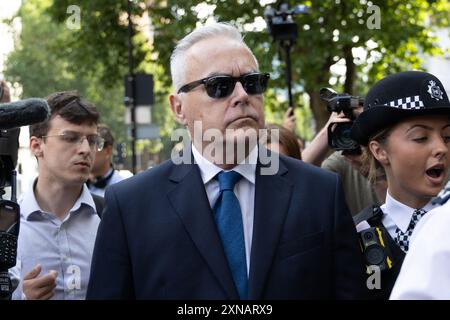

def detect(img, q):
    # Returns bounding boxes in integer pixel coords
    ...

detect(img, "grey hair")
[170,22,258,92]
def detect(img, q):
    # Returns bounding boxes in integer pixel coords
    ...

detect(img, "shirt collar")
[192,143,257,185]
[383,190,437,233]
[20,179,97,220]
[102,167,114,179]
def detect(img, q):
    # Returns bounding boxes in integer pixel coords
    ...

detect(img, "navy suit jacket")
[87,152,366,299]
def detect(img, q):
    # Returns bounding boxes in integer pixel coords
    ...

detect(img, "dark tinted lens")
[243,73,268,95]
[205,76,235,98]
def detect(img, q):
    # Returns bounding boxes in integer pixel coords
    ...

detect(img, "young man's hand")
[23,264,58,300]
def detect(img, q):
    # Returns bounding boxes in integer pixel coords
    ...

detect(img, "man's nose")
[78,136,92,153]
[231,81,249,103]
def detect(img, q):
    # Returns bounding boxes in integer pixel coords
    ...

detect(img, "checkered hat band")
[383,95,425,110]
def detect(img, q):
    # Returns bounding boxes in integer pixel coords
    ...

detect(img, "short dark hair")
[97,123,114,147]
[30,91,100,137]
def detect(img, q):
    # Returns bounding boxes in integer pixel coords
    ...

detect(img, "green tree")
[28,0,450,139]
[4,0,126,139]
[146,0,449,129]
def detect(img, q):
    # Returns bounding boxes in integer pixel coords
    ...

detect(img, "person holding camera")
[87,124,127,197]
[302,106,384,215]
[350,71,450,299]
[10,91,103,300]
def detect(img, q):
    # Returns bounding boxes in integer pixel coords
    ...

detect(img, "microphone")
[0,98,50,130]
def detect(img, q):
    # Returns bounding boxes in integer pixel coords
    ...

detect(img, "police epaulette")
[432,189,450,205]
[353,204,384,226]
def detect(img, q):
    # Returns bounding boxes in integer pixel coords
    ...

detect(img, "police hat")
[351,71,450,146]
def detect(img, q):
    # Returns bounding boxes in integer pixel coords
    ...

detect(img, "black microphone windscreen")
[0,98,50,130]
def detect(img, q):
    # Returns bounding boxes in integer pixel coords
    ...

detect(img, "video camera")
[320,87,364,154]
[264,3,309,43]
[0,83,50,299]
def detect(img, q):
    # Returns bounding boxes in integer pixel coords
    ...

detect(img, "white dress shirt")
[390,199,450,299]
[10,182,100,300]
[88,168,127,197]
[380,191,438,242]
[192,144,257,276]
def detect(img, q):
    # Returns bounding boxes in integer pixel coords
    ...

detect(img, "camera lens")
[364,232,373,241]
[365,246,385,266]
[330,123,359,151]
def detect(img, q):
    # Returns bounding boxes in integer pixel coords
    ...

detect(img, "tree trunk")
[307,89,329,134]
[344,44,356,95]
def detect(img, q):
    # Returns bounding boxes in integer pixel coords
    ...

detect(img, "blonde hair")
[361,127,391,184]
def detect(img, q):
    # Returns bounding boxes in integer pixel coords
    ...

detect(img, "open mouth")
[425,164,446,181]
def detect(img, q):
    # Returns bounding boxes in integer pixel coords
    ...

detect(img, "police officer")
[390,191,450,299]
[350,71,450,299]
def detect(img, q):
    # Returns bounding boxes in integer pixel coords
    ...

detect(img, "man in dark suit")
[87,22,365,299]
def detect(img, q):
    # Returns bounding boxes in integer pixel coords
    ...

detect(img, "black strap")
[87,167,115,189]
[91,193,104,218]
[353,204,384,226]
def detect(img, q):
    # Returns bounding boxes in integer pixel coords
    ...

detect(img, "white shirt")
[192,144,257,276]
[88,168,127,197]
[390,200,450,300]
[379,191,438,242]
[10,182,100,300]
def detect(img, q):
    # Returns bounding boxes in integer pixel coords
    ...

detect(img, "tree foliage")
[7,0,450,158]
[146,0,449,128]
[5,0,126,142]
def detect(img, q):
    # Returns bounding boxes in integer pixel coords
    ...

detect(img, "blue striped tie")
[213,171,248,299]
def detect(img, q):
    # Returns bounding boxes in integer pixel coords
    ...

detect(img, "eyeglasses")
[42,131,105,151]
[177,72,270,99]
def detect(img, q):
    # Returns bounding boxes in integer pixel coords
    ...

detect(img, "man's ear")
[169,94,187,125]
[105,145,113,158]
[368,140,390,166]
[30,136,43,158]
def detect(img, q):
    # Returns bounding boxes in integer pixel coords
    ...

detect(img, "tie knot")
[217,171,242,191]
[412,209,427,221]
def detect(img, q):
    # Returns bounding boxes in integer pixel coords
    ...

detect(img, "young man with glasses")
[87,23,365,299]
[10,91,102,300]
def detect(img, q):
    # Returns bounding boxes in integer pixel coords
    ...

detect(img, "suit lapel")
[248,155,293,299]
[167,161,239,299]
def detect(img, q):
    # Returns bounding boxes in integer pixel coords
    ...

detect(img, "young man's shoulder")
[108,159,181,193]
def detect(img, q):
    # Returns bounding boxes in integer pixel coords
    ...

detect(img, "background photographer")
[87,124,127,197]
[302,90,385,215]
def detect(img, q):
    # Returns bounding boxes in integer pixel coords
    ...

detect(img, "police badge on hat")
[427,80,444,101]
[351,71,450,146]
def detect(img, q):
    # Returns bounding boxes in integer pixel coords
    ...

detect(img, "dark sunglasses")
[177,72,270,99]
